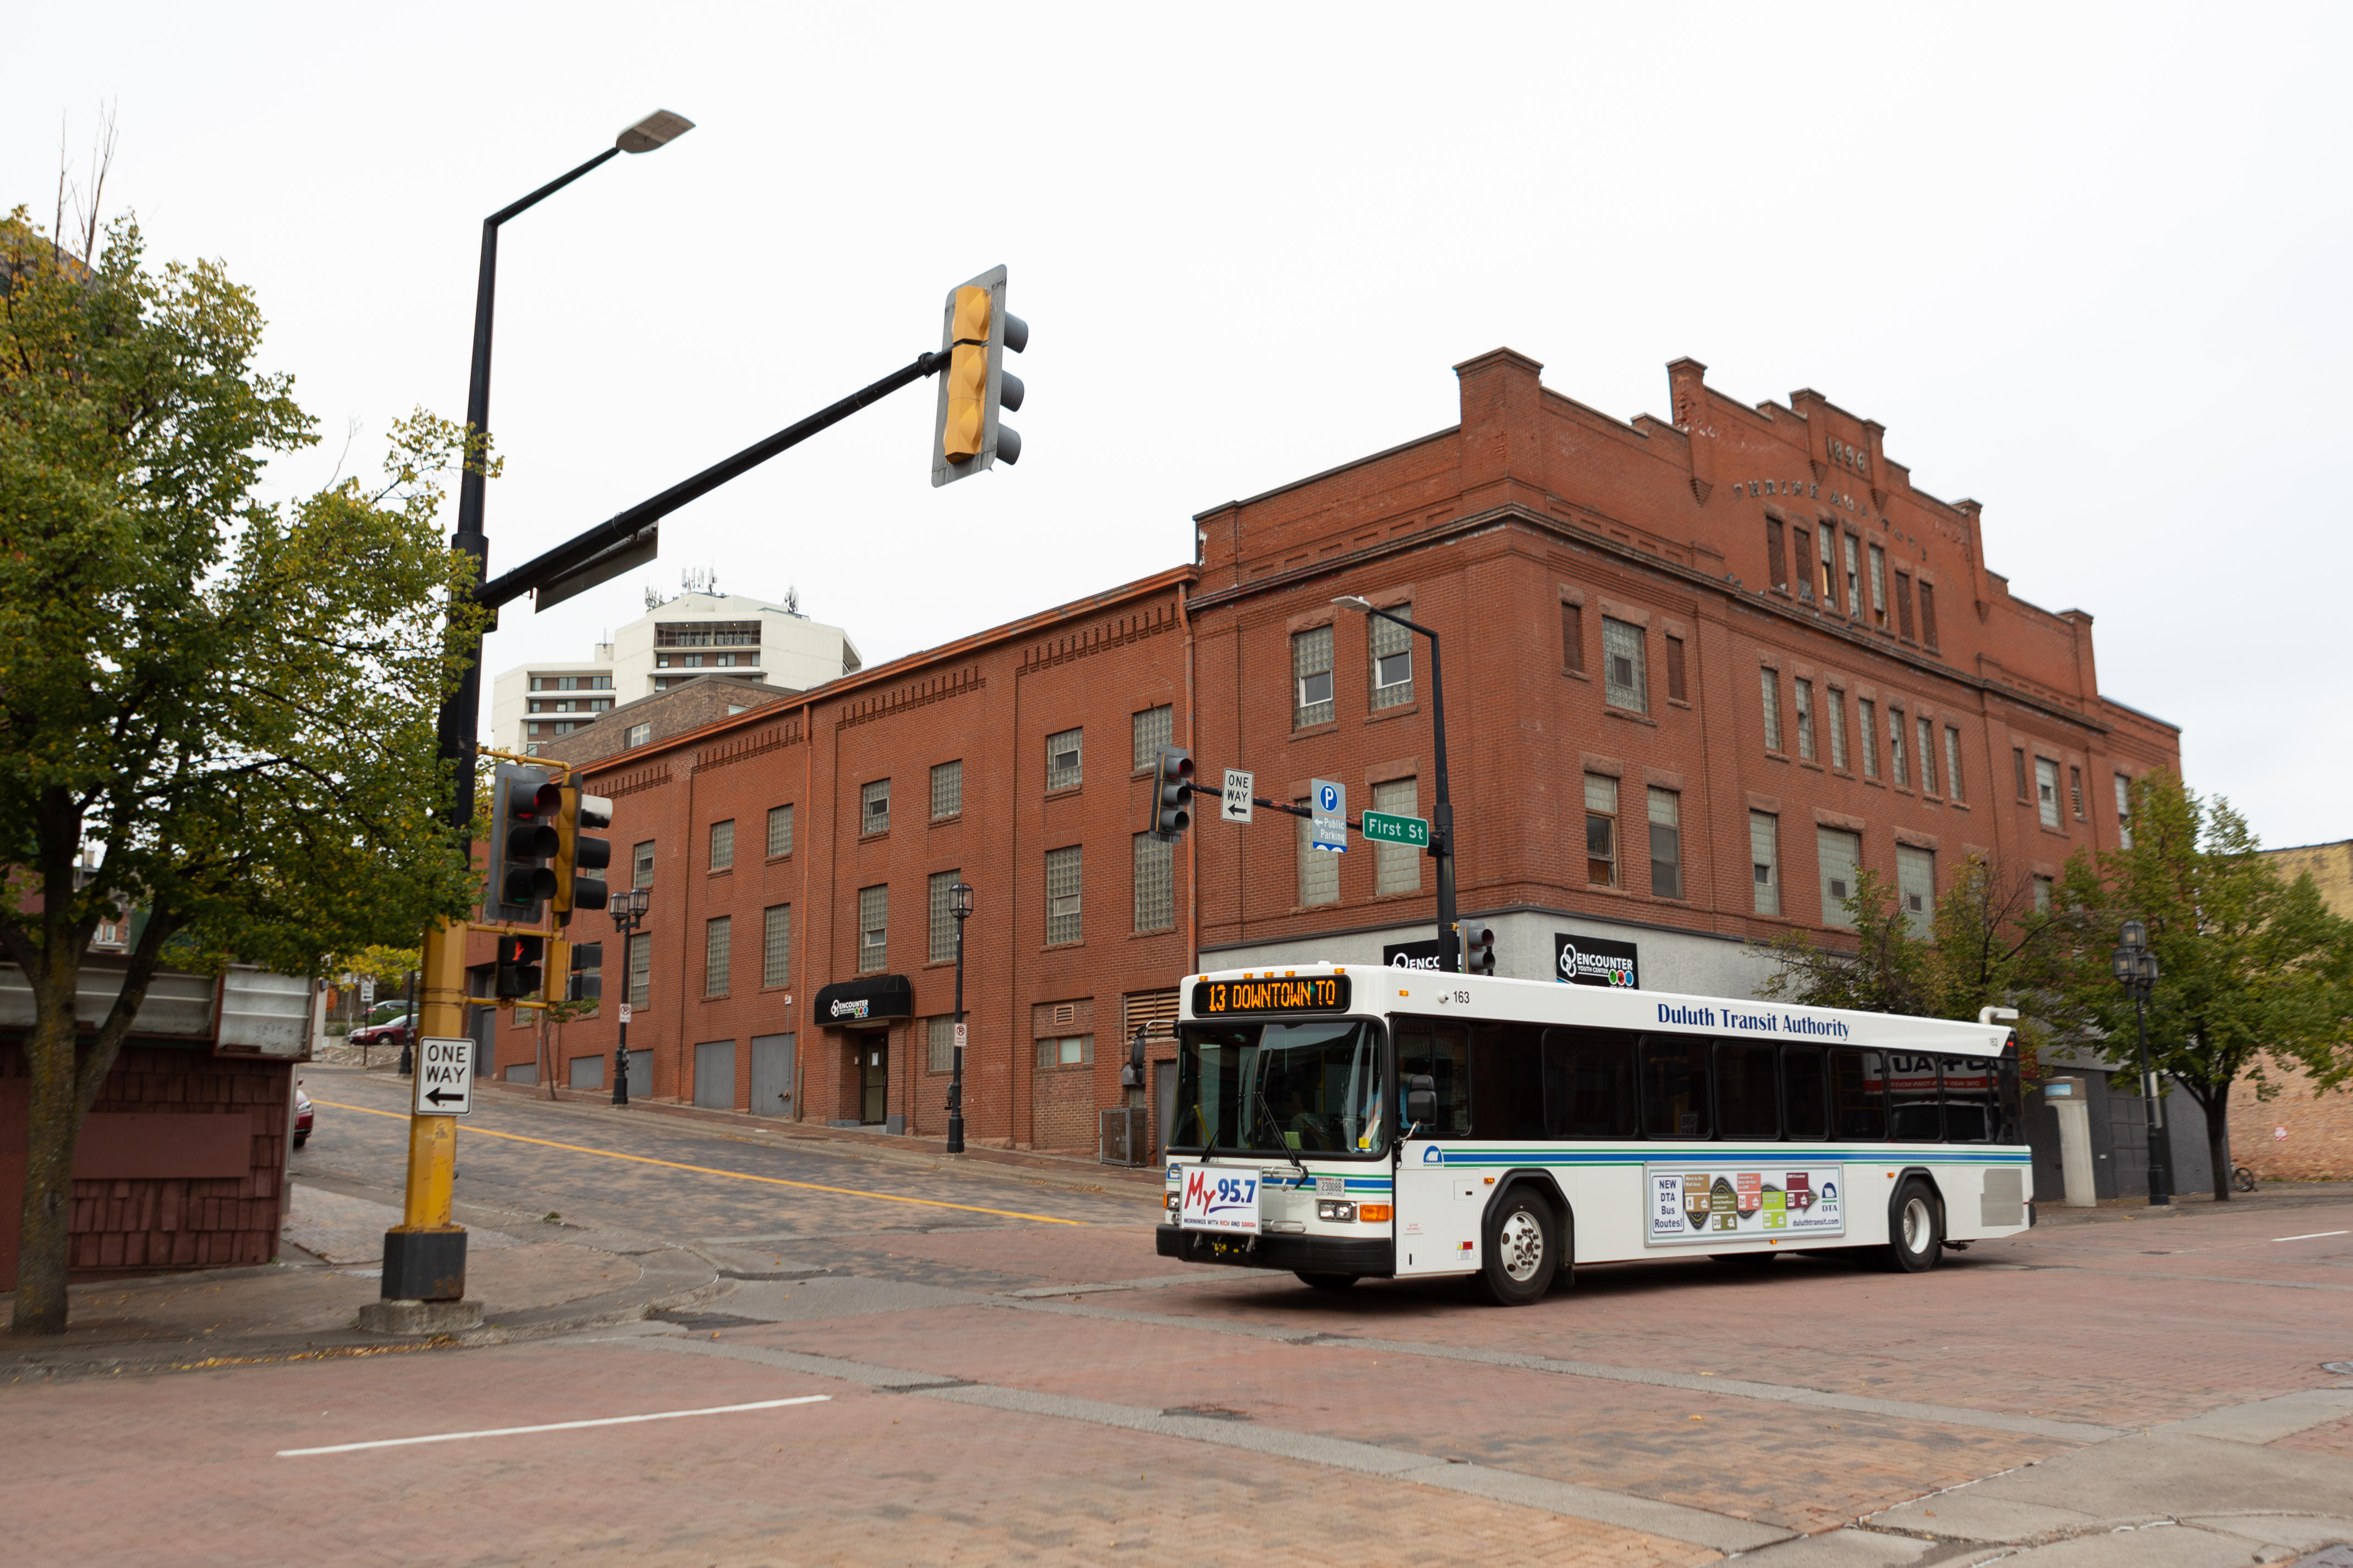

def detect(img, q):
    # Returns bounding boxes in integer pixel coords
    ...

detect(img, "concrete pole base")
[356,1298,484,1335]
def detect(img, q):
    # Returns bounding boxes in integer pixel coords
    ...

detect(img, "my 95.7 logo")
[1178,1167,1261,1234]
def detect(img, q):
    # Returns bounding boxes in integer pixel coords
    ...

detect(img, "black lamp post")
[1332,596,1458,969]
[2110,918,2171,1206]
[609,887,651,1107]
[946,881,974,1155]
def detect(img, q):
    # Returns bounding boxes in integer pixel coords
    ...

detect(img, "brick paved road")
[6,1069,2350,1566]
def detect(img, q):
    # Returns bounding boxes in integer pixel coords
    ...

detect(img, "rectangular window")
[1602,618,1647,712]
[1292,626,1335,727]
[1857,698,1879,778]
[2033,876,2053,914]
[1793,679,1816,761]
[1584,773,1619,887]
[1539,1027,1637,1138]
[1945,729,1965,803]
[928,1015,956,1074]
[704,916,731,997]
[1370,604,1414,709]
[1941,1054,1997,1143]
[709,819,735,871]
[1045,845,1083,945]
[1373,777,1421,896]
[1792,527,1812,598]
[1888,705,1908,787]
[1918,582,1939,651]
[1895,571,1916,640]
[1830,1049,1886,1140]
[1916,717,1937,795]
[1766,520,1788,591]
[860,778,890,836]
[930,760,963,820]
[1868,543,1888,629]
[2015,747,2030,801]
[1131,705,1172,771]
[764,804,794,859]
[1561,602,1584,672]
[2115,774,2134,849]
[1750,811,1780,916]
[1843,533,1861,618]
[928,870,961,964]
[1889,1052,1942,1140]
[1035,1036,1094,1071]
[1716,1042,1780,1139]
[633,840,656,889]
[1664,635,1686,703]
[2036,757,2061,829]
[626,722,650,749]
[1827,687,1849,771]
[858,884,888,973]
[1818,526,1840,610]
[1759,667,1784,753]
[1649,788,1681,900]
[1134,832,1176,931]
[1818,828,1862,928]
[1896,844,1935,938]
[762,904,792,989]
[1638,1036,1710,1139]
[1046,727,1083,791]
[1297,802,1340,906]
[1784,1047,1829,1140]
[2069,764,2084,819]
[628,931,651,1008]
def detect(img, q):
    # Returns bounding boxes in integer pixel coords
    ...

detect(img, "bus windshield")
[1171,1019,1386,1159]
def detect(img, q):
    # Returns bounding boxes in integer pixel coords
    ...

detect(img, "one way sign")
[413,1036,476,1117]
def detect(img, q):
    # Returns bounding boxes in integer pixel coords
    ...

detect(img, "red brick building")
[501,349,2180,1155]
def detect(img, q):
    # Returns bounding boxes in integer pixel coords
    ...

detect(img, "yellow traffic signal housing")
[932,266,1025,487]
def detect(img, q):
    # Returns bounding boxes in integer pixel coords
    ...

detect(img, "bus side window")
[1540,1027,1637,1138]
[1830,1049,1886,1140]
[1638,1035,1710,1140]
[1469,1023,1545,1140]
[1715,1040,1780,1140]
[1887,1052,1943,1141]
[1940,1054,1996,1143]
[1396,1019,1472,1138]
[1993,1043,2025,1144]
[1782,1046,1829,1139]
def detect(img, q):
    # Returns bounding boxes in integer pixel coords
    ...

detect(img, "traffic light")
[1149,746,1194,841]
[488,762,561,921]
[1460,923,1496,977]
[568,942,604,1002]
[495,934,546,1000]
[931,263,1027,487]
[553,786,613,918]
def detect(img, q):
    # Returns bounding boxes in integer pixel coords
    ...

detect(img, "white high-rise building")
[490,590,860,755]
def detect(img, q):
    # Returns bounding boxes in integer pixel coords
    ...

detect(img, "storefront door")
[860,1041,887,1124]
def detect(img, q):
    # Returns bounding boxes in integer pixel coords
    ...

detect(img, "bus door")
[1394,1019,1482,1275]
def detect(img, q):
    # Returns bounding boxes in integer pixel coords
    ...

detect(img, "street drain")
[648,1311,769,1331]
[1162,1405,1250,1421]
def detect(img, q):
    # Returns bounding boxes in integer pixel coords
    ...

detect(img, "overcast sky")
[9,4,2347,848]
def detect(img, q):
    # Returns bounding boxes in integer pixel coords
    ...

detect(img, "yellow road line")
[311,1099,1084,1225]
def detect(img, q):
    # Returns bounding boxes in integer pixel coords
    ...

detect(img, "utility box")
[2045,1076,2096,1207]
[1099,1107,1148,1167]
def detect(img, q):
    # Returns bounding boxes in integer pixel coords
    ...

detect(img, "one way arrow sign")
[413,1036,476,1118]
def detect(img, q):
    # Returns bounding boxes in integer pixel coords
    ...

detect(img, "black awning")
[813,973,914,1027]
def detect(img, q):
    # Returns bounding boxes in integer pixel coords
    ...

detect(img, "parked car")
[293,1081,315,1148]
[348,1014,410,1047]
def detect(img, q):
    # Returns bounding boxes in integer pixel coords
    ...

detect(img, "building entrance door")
[859,1041,887,1124]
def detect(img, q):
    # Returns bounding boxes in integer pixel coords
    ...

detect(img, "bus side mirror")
[1120,1025,1147,1088]
[1406,1075,1437,1126]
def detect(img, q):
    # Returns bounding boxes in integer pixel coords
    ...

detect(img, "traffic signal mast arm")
[1177,777,1373,834]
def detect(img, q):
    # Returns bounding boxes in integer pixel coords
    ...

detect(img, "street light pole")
[947,881,973,1156]
[2111,919,2172,1207]
[609,887,649,1107]
[1332,598,1458,969]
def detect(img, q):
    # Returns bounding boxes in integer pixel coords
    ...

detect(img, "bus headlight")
[1316,1200,1356,1223]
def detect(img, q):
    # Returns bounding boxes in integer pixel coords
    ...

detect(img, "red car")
[348,1014,410,1047]
[293,1081,315,1148]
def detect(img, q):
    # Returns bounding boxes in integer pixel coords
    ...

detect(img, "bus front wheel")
[1477,1190,1560,1306]
[1885,1179,1943,1273]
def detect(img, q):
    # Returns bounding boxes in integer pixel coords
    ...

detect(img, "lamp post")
[2110,918,2171,1207]
[1332,596,1458,969]
[946,881,974,1155]
[610,887,651,1107]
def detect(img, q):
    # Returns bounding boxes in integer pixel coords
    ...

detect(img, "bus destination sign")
[1191,975,1352,1017]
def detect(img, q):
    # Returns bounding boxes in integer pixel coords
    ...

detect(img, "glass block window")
[2115,773,2133,849]
[1601,619,1647,713]
[633,840,656,889]
[860,778,890,835]
[1857,699,1879,778]
[766,804,794,858]
[1046,845,1083,945]
[1897,845,1935,938]
[1917,717,1938,795]
[1297,803,1339,906]
[1794,679,1816,761]
[627,932,651,1006]
[1818,828,1862,929]
[1649,788,1682,900]
[1584,773,1619,887]
[709,819,735,871]
[704,916,731,997]
[1292,626,1334,728]
[1888,706,1908,788]
[1373,778,1420,896]
[762,904,792,988]
[858,884,888,973]
[1046,728,1083,791]
[1827,688,1849,771]
[1946,729,1966,804]
[1750,811,1780,916]
[1132,705,1172,771]
[928,1015,956,1074]
[1133,833,1175,932]
[1759,667,1784,752]
[2036,758,2061,829]
[929,870,961,964]
[930,760,963,820]
[1370,605,1413,709]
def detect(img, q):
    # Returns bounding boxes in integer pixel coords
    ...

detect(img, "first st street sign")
[413,1036,475,1116]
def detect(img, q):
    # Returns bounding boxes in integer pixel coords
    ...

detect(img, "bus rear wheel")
[1477,1190,1559,1306]
[1885,1179,1943,1273]
[1295,1272,1357,1291]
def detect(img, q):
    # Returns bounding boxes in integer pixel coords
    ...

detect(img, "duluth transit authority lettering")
[1656,1002,1850,1037]
[1191,976,1351,1016]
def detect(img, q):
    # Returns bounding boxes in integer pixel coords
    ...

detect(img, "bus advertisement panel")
[1646,1164,1846,1245]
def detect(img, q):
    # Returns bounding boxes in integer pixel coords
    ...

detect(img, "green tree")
[2043,773,2353,1201]
[1,208,487,1334]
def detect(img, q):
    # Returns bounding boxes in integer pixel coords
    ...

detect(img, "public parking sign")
[413,1036,475,1116]
[1362,810,1428,849]
[1310,779,1347,852]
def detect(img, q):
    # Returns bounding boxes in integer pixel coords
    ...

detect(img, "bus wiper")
[1252,1092,1309,1184]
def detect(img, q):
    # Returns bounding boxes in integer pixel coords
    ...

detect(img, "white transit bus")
[1156,962,2030,1305]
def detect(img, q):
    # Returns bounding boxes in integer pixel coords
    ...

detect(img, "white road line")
[2272,1230,2351,1243]
[276,1395,831,1456]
